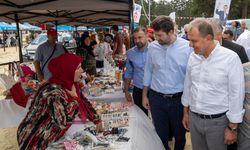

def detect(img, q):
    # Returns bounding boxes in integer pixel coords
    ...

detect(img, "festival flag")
[133,3,142,23]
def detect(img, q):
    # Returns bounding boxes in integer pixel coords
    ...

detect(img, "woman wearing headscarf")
[17,53,101,150]
[76,33,96,75]
[5,65,36,108]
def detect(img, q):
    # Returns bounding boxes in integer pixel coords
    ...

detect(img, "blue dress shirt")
[124,46,148,89]
[143,37,192,94]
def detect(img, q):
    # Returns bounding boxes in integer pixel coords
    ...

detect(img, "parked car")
[22,33,76,60]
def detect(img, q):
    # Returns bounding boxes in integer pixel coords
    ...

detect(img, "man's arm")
[124,78,132,102]
[181,56,192,131]
[112,42,118,57]
[142,86,150,109]
[33,44,44,82]
[215,2,221,14]
[33,60,44,82]
[142,48,153,110]
[224,55,245,144]
[124,52,133,102]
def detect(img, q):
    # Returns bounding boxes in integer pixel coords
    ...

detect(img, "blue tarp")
[23,23,42,31]
[0,22,16,31]
[11,23,30,30]
[53,25,75,31]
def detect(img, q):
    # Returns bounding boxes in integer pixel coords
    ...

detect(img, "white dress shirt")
[236,30,250,50]
[182,42,245,123]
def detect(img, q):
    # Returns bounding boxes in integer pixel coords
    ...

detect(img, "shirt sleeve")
[47,92,79,129]
[226,55,245,123]
[143,48,153,86]
[34,45,43,61]
[239,46,249,63]
[124,52,133,79]
[181,55,192,107]
[81,95,101,124]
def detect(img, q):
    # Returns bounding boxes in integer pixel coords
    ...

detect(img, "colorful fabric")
[17,82,100,149]
[17,83,79,150]
[17,53,100,149]
[48,53,87,123]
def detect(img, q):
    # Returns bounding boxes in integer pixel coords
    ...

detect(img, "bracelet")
[227,125,238,132]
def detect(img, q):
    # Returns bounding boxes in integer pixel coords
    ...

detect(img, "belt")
[151,89,183,99]
[192,111,226,119]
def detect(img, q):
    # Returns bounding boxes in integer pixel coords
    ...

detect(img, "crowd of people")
[3,14,250,150]
[124,16,250,150]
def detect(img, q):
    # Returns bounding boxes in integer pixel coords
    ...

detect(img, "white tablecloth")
[0,89,125,128]
[0,99,28,128]
[66,105,165,150]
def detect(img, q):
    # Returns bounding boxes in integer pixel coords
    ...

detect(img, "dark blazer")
[222,39,249,64]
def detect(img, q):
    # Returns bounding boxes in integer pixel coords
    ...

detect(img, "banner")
[169,12,176,23]
[133,3,142,23]
[213,0,232,26]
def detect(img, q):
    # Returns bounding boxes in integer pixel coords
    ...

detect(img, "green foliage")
[134,0,250,27]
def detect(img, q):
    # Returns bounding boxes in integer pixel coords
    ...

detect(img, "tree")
[133,0,250,28]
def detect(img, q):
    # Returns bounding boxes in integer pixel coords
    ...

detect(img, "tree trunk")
[241,0,248,18]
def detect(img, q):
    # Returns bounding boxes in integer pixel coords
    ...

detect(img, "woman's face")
[74,64,84,82]
[84,37,91,46]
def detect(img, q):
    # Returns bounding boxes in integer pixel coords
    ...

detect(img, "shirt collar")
[135,44,149,52]
[198,41,220,60]
[158,37,178,49]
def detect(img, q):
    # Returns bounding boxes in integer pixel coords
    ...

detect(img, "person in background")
[236,27,250,50]
[90,32,97,49]
[147,27,154,42]
[123,31,130,51]
[17,53,101,149]
[182,18,244,150]
[111,25,124,57]
[4,65,36,108]
[182,24,190,41]
[94,32,106,68]
[207,18,249,64]
[223,29,234,42]
[104,28,114,49]
[143,16,192,150]
[238,62,250,150]
[33,29,67,81]
[124,26,148,115]
[237,20,246,36]
[76,33,96,76]
[230,21,241,40]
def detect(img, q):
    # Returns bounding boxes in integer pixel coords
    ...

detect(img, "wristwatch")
[227,125,238,132]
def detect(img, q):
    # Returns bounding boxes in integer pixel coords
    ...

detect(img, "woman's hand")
[96,121,103,133]
[65,85,78,97]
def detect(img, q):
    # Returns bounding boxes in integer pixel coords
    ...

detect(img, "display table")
[0,99,164,150]
[64,105,164,150]
[87,90,126,102]
[0,99,28,128]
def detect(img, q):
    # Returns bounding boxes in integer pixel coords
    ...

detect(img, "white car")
[23,33,76,60]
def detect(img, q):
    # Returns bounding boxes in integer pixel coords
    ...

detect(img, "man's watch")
[227,125,238,132]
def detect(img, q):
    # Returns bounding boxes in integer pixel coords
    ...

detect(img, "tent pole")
[15,13,23,63]
[3,31,6,52]
[129,0,134,47]
[55,21,58,32]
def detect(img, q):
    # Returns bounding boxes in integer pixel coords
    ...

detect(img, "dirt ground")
[0,46,192,150]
